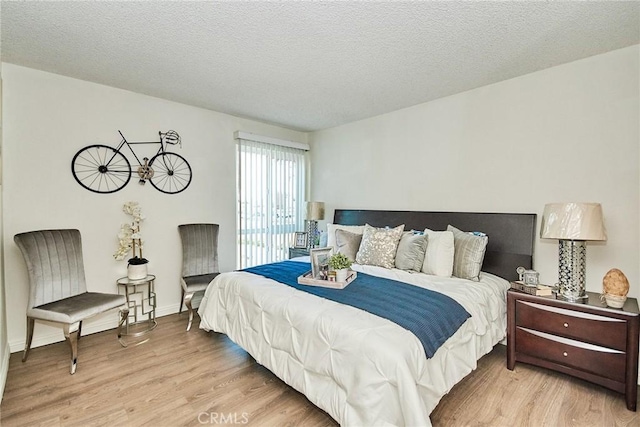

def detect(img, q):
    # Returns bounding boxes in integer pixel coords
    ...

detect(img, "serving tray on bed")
[297,270,357,289]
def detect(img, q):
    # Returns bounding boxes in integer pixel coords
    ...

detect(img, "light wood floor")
[1,313,638,426]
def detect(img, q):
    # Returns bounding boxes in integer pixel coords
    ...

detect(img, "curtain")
[237,138,306,268]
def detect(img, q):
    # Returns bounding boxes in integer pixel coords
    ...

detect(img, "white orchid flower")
[115,201,146,261]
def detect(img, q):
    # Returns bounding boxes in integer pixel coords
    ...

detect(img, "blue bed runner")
[242,261,471,358]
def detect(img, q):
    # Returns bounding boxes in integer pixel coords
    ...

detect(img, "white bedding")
[198,259,510,426]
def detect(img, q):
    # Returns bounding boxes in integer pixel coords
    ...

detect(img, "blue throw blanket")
[242,261,471,358]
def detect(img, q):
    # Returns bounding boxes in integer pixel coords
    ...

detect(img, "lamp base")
[558,240,587,302]
[306,220,318,249]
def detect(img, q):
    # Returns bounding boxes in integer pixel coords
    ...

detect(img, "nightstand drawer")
[516,327,626,382]
[515,300,627,351]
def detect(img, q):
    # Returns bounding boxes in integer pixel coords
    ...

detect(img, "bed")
[198,209,536,426]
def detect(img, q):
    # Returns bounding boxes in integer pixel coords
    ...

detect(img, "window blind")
[237,137,306,268]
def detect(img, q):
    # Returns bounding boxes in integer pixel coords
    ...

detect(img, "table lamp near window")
[306,201,325,249]
[540,202,607,301]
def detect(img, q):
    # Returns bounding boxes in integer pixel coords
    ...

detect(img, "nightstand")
[288,247,310,259]
[507,289,639,411]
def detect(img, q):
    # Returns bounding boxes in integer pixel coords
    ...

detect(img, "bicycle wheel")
[71,145,132,193]
[148,152,192,194]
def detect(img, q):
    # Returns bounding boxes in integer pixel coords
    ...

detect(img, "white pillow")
[421,228,455,277]
[326,223,365,252]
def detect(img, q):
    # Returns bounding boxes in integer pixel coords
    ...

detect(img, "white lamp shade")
[540,202,607,241]
[306,201,325,221]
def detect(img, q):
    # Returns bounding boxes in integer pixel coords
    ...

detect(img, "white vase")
[336,268,348,282]
[128,262,148,280]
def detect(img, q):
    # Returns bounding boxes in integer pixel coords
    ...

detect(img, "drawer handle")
[563,351,568,357]
[563,323,569,328]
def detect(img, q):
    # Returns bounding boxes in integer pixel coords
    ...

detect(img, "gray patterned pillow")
[447,225,488,281]
[395,232,428,272]
[355,224,405,268]
[335,229,363,263]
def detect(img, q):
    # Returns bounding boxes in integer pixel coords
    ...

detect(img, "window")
[236,132,307,268]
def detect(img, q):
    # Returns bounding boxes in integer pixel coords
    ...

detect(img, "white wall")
[0,69,8,401]
[310,45,639,299]
[1,63,307,352]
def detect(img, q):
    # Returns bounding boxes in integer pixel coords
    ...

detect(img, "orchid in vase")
[114,201,148,267]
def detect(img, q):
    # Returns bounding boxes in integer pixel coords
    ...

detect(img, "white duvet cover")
[198,260,510,426]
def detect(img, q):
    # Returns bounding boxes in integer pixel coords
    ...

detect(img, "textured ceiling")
[2,1,639,132]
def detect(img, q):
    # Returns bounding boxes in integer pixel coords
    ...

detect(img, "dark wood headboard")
[333,209,536,281]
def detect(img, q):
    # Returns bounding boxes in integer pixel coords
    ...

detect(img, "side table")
[507,289,639,411]
[117,274,157,343]
[289,247,310,259]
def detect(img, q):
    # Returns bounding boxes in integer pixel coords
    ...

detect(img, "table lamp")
[540,202,607,301]
[306,201,325,249]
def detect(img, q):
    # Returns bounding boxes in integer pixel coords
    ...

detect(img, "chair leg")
[184,291,195,331]
[117,307,129,347]
[63,323,80,375]
[77,321,83,341]
[179,288,185,314]
[22,317,35,363]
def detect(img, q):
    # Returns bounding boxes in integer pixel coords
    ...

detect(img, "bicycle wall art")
[71,130,192,194]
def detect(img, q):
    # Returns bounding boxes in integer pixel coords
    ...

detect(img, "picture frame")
[523,270,539,286]
[310,247,333,279]
[293,231,309,249]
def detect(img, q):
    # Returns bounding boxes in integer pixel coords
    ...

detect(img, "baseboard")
[156,303,181,318]
[0,341,10,403]
[8,303,185,353]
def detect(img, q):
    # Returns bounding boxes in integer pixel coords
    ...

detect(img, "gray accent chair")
[178,223,220,331]
[14,229,129,374]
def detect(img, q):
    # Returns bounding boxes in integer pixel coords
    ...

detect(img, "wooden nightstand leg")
[507,292,516,370]
[626,318,639,411]
[625,389,637,412]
